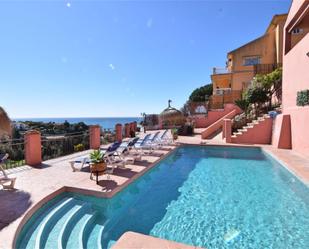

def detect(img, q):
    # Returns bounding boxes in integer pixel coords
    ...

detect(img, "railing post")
[89,125,101,149]
[24,130,42,166]
[224,119,232,143]
[124,123,130,138]
[115,124,122,142]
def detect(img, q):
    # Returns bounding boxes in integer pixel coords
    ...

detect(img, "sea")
[13,117,142,130]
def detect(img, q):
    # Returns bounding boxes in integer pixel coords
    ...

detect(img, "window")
[291,28,304,34]
[243,56,260,66]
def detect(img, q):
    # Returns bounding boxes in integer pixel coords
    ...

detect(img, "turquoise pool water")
[17,146,309,249]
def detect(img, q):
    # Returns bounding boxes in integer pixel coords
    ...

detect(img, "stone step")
[237,128,247,133]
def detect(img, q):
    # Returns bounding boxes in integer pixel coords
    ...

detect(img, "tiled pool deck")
[0,131,308,249]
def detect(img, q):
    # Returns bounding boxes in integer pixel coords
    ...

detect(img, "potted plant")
[90,150,107,183]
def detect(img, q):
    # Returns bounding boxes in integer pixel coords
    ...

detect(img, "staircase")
[17,197,109,249]
[201,109,240,139]
[231,114,273,144]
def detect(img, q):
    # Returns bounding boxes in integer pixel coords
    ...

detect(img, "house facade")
[273,0,309,156]
[210,14,287,109]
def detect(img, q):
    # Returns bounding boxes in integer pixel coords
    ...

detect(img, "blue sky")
[0,0,290,118]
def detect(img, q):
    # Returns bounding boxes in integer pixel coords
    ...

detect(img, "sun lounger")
[156,130,174,145]
[0,154,16,190]
[134,132,160,153]
[69,156,90,172]
[70,141,122,172]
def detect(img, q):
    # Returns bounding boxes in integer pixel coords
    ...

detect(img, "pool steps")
[20,189,149,249]
[80,210,99,248]
[58,202,92,249]
[20,196,112,249]
[34,197,76,249]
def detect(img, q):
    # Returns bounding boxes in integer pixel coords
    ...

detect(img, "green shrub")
[74,143,84,152]
[235,99,250,112]
[296,90,309,106]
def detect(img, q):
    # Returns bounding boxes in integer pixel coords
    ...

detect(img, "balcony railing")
[213,67,231,75]
[254,63,282,75]
[215,88,232,95]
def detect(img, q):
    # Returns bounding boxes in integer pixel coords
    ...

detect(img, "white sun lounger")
[69,156,90,172]
[0,154,16,190]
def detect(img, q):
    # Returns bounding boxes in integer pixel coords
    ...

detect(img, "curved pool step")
[79,210,99,249]
[18,196,73,249]
[65,211,95,249]
[34,197,77,249]
[86,223,104,249]
[97,218,110,249]
[58,202,91,249]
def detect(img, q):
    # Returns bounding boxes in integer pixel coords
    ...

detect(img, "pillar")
[129,122,135,137]
[222,122,226,139]
[133,121,137,132]
[224,119,232,143]
[24,130,42,166]
[124,123,130,137]
[89,125,101,149]
[278,114,292,149]
[115,123,123,142]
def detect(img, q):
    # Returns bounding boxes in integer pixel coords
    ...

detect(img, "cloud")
[109,64,115,70]
[146,18,153,28]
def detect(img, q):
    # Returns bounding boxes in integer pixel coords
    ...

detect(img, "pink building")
[273,0,309,156]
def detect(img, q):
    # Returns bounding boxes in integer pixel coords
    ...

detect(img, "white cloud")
[109,63,115,70]
[146,18,153,28]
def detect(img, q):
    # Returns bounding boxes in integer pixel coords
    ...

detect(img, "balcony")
[212,67,231,75]
[214,88,232,95]
[209,89,242,109]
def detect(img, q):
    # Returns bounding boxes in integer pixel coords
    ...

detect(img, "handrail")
[201,109,238,139]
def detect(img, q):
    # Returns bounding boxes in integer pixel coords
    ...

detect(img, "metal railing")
[214,88,232,95]
[254,63,282,75]
[41,132,90,161]
[213,67,231,75]
[0,138,25,169]
[101,129,116,145]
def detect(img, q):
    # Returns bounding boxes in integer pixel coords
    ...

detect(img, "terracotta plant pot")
[91,162,107,173]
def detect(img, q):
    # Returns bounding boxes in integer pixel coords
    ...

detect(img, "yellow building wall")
[211,73,232,90]
[231,71,254,91]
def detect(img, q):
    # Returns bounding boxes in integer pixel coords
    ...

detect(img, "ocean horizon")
[13,117,143,130]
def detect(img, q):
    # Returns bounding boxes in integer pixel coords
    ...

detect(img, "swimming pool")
[16,146,309,249]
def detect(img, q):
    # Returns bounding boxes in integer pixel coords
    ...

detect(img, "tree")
[189,84,213,102]
[235,99,250,113]
[180,101,191,116]
[252,68,282,108]
[243,85,269,117]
